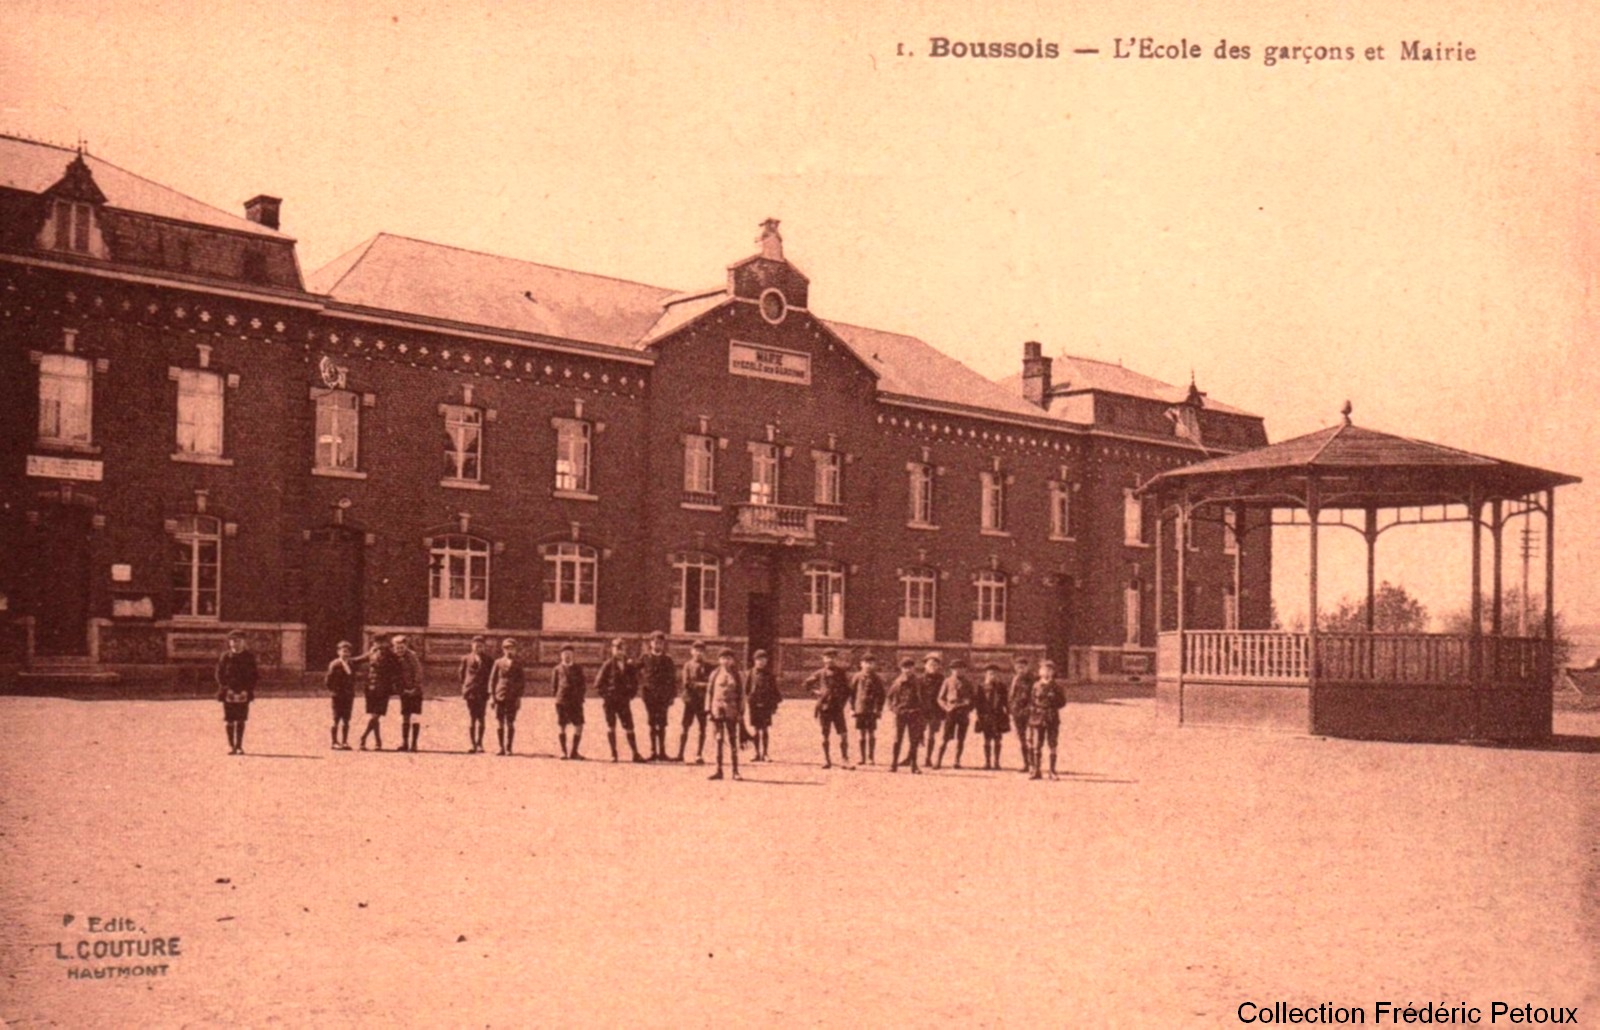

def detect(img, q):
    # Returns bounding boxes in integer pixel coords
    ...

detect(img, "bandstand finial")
[1340,400,1353,426]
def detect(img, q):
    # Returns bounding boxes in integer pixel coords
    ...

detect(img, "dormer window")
[50,200,97,254]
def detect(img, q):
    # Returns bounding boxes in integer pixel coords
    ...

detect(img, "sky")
[3,0,1595,631]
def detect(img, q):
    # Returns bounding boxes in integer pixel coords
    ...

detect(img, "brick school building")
[0,135,1271,692]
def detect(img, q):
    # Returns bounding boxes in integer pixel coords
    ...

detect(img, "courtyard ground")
[1,694,1596,1027]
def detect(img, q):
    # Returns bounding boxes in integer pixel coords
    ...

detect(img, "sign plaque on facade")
[728,341,811,385]
[26,454,104,481]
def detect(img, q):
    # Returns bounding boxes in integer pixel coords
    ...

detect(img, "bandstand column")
[1545,489,1557,678]
[1469,490,1484,701]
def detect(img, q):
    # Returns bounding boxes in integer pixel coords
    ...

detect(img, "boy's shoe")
[571,752,586,761]
[694,756,706,765]
[731,771,743,781]
[708,771,725,780]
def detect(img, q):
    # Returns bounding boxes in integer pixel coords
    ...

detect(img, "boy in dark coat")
[595,637,647,763]
[393,634,426,753]
[1029,658,1068,781]
[885,656,924,774]
[805,649,853,769]
[216,630,258,755]
[974,663,1009,770]
[359,635,399,751]
[916,653,945,768]
[1007,655,1036,775]
[551,643,587,759]
[849,653,886,765]
[458,635,493,753]
[675,641,712,764]
[324,640,366,750]
[636,631,678,760]
[489,637,527,756]
[935,657,976,769]
[744,649,780,762]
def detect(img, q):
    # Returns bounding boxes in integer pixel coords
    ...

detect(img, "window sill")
[1049,534,1076,543]
[440,478,490,491]
[906,522,940,532]
[980,528,1011,538]
[313,467,368,480]
[171,452,234,467]
[1125,541,1153,549]
[35,439,101,455]
[552,489,599,502]
[169,615,222,624]
[680,502,723,513]
[814,513,848,524]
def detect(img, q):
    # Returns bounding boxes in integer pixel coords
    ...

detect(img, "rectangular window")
[898,570,937,644]
[171,515,222,619]
[973,572,1007,646]
[554,418,592,493]
[1124,489,1152,546]
[53,201,93,254]
[37,353,93,446]
[683,435,716,497]
[176,369,224,456]
[1049,482,1071,538]
[1184,512,1198,551]
[1124,581,1142,646]
[909,463,935,525]
[443,405,482,482]
[671,554,720,636]
[314,389,360,471]
[814,450,842,506]
[802,562,845,640]
[1224,508,1240,554]
[750,443,779,505]
[981,471,1005,531]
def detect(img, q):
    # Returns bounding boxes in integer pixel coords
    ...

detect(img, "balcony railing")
[1173,630,1549,688]
[730,503,817,544]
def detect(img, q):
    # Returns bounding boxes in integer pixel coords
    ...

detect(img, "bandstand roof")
[1142,413,1581,509]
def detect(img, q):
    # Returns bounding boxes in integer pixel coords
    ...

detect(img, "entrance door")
[30,506,93,656]
[746,592,776,670]
[1048,576,1076,676]
[304,526,365,666]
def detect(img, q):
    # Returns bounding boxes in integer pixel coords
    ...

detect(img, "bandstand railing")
[1174,630,1549,687]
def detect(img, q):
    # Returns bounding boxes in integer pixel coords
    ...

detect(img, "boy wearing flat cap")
[850,652,886,766]
[595,637,646,763]
[551,642,587,760]
[707,648,744,780]
[804,648,853,769]
[745,649,780,762]
[886,656,924,774]
[637,630,677,761]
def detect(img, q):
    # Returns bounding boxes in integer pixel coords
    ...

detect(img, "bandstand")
[1143,404,1580,742]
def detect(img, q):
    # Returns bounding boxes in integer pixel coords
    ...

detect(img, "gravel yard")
[2,694,1595,1027]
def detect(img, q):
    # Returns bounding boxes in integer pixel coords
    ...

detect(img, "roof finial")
[1340,399,1353,426]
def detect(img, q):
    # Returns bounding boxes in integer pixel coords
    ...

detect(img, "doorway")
[746,592,776,669]
[1048,576,1076,676]
[304,526,365,666]
[28,505,94,657]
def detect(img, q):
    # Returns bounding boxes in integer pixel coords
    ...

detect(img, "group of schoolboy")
[218,631,1069,779]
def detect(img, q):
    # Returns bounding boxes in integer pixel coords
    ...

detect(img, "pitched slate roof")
[308,233,677,349]
[0,134,288,239]
[823,321,1053,420]
[993,352,1253,417]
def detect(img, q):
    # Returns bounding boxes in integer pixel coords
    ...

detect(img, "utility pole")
[1519,524,1539,637]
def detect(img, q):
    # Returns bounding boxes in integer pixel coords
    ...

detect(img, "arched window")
[542,542,598,632]
[898,566,937,644]
[802,560,845,640]
[671,551,720,636]
[172,515,222,619]
[972,570,1008,646]
[429,534,490,628]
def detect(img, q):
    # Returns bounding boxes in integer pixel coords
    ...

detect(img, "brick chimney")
[1022,341,1052,408]
[757,218,783,261]
[244,195,281,230]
